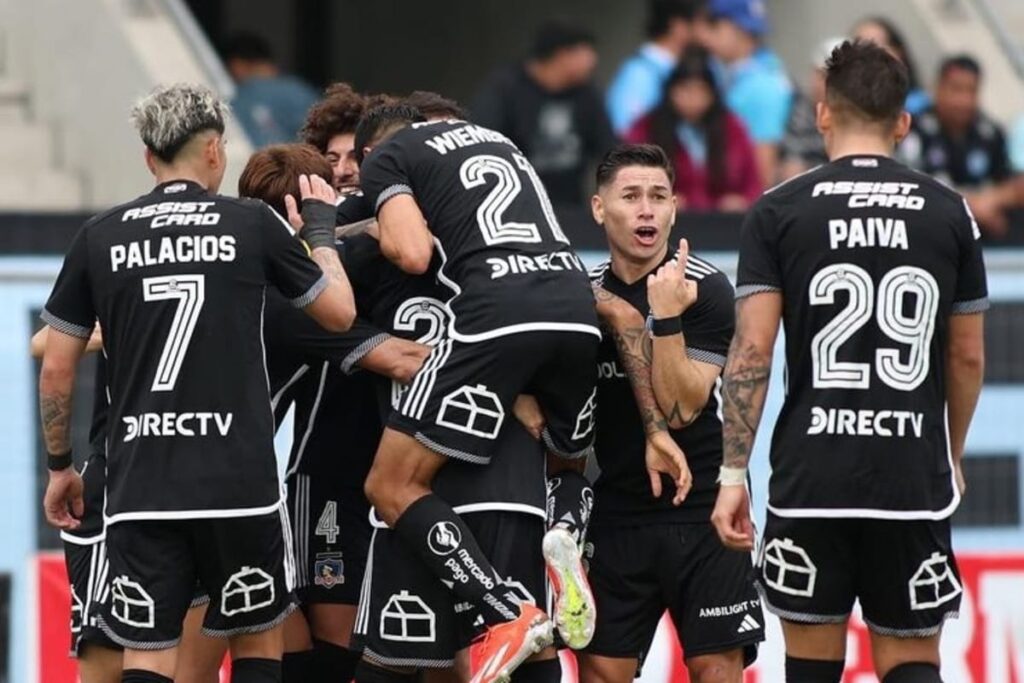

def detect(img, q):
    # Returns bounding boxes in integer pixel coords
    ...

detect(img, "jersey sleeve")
[41,223,95,338]
[360,138,415,216]
[259,203,328,308]
[951,198,989,315]
[336,191,373,226]
[680,271,735,367]
[735,199,783,299]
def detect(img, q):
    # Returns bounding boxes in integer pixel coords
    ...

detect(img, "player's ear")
[591,193,604,227]
[143,147,158,176]
[892,110,912,144]
[815,100,830,136]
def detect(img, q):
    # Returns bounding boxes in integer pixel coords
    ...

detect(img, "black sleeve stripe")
[687,347,727,367]
[951,297,990,315]
[735,284,782,300]
[340,333,392,374]
[290,274,328,308]
[374,184,414,213]
[40,310,93,339]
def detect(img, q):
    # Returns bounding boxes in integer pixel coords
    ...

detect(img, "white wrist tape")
[717,466,748,487]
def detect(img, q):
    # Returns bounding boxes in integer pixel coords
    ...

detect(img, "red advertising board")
[38,553,1024,683]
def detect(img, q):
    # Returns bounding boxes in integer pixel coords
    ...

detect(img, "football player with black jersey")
[356,106,600,681]
[238,143,429,683]
[579,144,763,683]
[712,42,987,683]
[39,84,356,683]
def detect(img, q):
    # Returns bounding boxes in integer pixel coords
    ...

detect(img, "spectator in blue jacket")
[701,0,792,186]
[605,0,705,136]
[224,32,319,148]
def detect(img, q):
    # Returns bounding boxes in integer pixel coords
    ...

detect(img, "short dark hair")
[647,0,701,39]
[825,40,908,126]
[596,144,676,188]
[402,91,467,120]
[353,104,425,165]
[300,83,367,153]
[939,54,982,81]
[223,32,274,63]
[238,144,333,217]
[531,21,595,61]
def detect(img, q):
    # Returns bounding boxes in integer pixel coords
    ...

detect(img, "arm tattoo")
[609,323,667,435]
[310,246,350,286]
[721,335,772,468]
[40,390,72,454]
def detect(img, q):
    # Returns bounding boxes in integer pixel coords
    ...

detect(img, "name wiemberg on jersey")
[421,122,516,156]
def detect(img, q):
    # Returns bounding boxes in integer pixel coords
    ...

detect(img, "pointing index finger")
[677,238,689,269]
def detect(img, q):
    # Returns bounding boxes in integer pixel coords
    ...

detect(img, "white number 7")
[142,274,205,392]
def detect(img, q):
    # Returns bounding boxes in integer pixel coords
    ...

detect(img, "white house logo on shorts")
[437,384,505,439]
[69,585,84,634]
[762,538,817,597]
[110,576,156,628]
[380,590,436,642]
[909,552,962,610]
[428,521,462,556]
[572,389,597,440]
[221,566,275,617]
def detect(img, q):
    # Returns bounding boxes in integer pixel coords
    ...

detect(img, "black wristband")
[299,199,337,250]
[648,315,683,337]
[47,451,73,471]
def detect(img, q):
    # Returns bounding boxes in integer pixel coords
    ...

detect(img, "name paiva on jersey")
[122,201,221,228]
[122,411,233,442]
[807,406,924,438]
[110,235,236,272]
[486,251,584,279]
[812,181,925,210]
[828,218,908,251]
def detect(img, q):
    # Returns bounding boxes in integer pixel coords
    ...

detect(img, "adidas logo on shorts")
[736,614,761,634]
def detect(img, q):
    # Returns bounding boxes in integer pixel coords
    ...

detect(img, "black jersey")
[345,234,547,517]
[42,180,327,523]
[737,155,989,519]
[589,252,734,525]
[360,119,599,342]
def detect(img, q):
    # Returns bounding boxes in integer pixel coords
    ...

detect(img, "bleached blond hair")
[130,83,229,162]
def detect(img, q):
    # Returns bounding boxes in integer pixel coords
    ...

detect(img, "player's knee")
[880,662,942,683]
[785,656,844,683]
[687,652,744,683]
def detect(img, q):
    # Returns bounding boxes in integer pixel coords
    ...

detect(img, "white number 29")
[810,264,938,392]
[142,274,205,392]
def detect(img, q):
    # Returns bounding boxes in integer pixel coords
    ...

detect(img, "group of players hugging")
[37,40,985,683]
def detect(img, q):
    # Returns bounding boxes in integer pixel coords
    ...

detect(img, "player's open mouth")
[634,226,658,246]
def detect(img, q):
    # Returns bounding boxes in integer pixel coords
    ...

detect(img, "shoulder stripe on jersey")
[374,183,414,213]
[686,254,719,274]
[588,260,610,281]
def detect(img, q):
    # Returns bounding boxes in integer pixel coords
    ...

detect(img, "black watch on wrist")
[47,451,73,472]
[646,314,682,337]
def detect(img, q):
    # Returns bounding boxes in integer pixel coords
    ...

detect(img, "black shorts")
[64,537,122,657]
[98,509,297,649]
[287,472,371,606]
[388,332,598,464]
[757,513,962,637]
[352,512,547,669]
[584,521,763,668]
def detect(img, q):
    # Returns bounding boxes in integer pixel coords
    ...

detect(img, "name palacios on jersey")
[110,201,236,272]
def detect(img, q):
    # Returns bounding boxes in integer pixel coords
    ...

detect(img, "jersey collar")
[152,179,208,196]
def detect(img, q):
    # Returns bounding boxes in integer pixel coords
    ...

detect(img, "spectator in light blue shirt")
[224,32,319,148]
[701,0,792,186]
[605,0,704,136]
[1011,114,1024,173]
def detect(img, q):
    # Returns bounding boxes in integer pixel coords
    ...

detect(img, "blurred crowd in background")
[220,0,1024,239]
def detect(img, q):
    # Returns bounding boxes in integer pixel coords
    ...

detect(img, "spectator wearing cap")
[224,32,319,147]
[899,54,1014,235]
[700,0,792,187]
[778,37,844,181]
[625,49,761,211]
[471,21,616,205]
[852,17,930,115]
[605,0,705,136]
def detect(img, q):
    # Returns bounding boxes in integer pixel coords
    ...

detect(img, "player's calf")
[784,657,845,683]
[686,650,745,683]
[881,663,942,683]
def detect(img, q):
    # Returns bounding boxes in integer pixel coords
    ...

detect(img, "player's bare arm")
[647,238,722,427]
[39,328,88,529]
[945,312,985,495]
[286,174,357,331]
[377,194,434,274]
[594,284,692,504]
[712,291,781,551]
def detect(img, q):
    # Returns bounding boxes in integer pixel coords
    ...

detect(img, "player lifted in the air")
[712,41,987,683]
[356,107,600,682]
